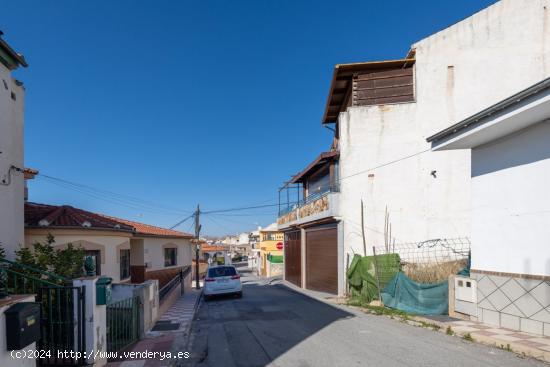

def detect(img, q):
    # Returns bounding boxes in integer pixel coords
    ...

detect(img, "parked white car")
[203,265,242,300]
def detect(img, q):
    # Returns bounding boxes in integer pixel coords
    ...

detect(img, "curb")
[411,315,550,363]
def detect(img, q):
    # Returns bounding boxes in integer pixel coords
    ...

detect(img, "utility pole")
[194,204,201,290]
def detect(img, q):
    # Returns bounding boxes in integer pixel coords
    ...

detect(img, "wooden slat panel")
[355,75,413,90]
[356,94,414,106]
[353,66,414,106]
[355,85,414,99]
[284,230,301,287]
[355,67,412,80]
[306,226,337,294]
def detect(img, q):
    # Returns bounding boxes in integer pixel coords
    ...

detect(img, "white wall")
[237,233,249,245]
[339,0,550,257]
[143,237,193,272]
[471,120,550,275]
[25,230,131,282]
[0,63,25,260]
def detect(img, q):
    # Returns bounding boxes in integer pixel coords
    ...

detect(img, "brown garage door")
[306,225,337,294]
[284,230,301,287]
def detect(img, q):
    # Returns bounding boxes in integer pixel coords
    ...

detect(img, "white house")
[0,33,28,260]
[278,0,550,296]
[24,202,194,286]
[429,77,550,335]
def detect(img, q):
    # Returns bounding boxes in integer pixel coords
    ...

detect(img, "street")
[178,268,545,367]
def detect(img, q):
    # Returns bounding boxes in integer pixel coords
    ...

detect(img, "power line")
[212,212,278,217]
[169,213,195,230]
[336,148,431,183]
[203,201,300,215]
[207,213,262,227]
[34,147,432,222]
[39,177,185,215]
[37,174,194,215]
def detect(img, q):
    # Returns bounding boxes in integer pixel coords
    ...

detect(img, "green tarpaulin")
[347,252,470,315]
[346,253,401,303]
[381,272,449,315]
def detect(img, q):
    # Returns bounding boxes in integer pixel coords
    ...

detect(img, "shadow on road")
[183,278,354,367]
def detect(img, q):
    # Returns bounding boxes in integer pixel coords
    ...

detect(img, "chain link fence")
[347,237,471,302]
[373,237,471,284]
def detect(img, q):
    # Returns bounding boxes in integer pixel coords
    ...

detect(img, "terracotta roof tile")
[201,246,226,252]
[100,215,193,238]
[25,202,193,239]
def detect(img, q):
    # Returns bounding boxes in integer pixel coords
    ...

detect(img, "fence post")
[372,247,382,302]
[180,270,184,296]
[73,277,107,366]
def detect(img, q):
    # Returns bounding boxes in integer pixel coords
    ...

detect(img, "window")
[84,250,101,275]
[120,249,130,280]
[164,248,177,267]
[307,166,330,196]
[263,233,277,241]
[207,266,236,278]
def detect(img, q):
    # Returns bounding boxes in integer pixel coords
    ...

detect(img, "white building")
[429,77,550,335]
[25,202,194,286]
[278,0,550,296]
[0,34,27,260]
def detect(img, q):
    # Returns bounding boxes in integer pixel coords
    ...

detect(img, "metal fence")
[373,237,471,285]
[37,286,86,366]
[106,296,140,353]
[277,183,340,216]
[159,266,191,303]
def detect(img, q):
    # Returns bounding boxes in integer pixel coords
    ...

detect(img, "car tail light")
[205,278,215,282]
[231,275,240,280]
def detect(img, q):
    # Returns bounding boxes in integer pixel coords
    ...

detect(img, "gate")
[37,286,86,366]
[106,296,140,353]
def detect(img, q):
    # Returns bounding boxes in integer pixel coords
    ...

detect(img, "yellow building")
[258,223,284,276]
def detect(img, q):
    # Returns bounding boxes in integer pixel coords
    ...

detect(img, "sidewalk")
[413,316,550,363]
[107,288,201,367]
[154,289,201,333]
[280,279,550,364]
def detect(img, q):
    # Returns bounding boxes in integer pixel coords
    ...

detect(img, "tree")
[15,234,85,280]
[54,243,85,279]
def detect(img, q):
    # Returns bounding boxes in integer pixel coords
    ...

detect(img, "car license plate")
[219,279,228,283]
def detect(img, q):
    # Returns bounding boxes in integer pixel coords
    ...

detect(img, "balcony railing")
[278,184,339,217]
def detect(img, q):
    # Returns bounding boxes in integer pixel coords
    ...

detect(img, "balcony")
[277,185,340,229]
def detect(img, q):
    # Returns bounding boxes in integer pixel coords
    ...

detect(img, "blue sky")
[2,0,495,236]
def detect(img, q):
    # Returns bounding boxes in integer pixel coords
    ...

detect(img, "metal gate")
[37,286,86,366]
[106,296,140,353]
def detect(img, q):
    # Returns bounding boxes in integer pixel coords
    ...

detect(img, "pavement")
[106,288,201,367]
[413,317,550,363]
[176,269,547,367]
[156,289,202,332]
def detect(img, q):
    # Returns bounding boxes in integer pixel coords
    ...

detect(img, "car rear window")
[208,267,237,277]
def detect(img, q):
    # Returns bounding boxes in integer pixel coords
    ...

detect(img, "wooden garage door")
[306,226,337,294]
[284,230,301,287]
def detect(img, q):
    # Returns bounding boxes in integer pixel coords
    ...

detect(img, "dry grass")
[402,259,467,283]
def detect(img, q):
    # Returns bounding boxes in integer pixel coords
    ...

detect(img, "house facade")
[24,202,194,286]
[429,77,550,335]
[278,0,550,296]
[0,34,27,260]
[258,223,283,277]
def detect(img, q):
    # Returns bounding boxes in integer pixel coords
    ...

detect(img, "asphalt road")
[177,268,545,367]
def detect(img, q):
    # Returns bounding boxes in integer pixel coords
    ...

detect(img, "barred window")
[120,249,130,280]
[164,248,177,267]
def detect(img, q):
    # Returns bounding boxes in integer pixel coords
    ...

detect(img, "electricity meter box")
[96,276,112,305]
